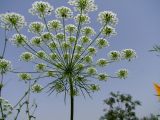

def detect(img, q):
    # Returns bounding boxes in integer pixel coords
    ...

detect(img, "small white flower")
[97,58,108,67]
[74,14,90,24]
[68,0,97,13]
[65,24,77,34]
[20,52,34,62]
[49,53,57,60]
[62,42,71,50]
[98,73,108,81]
[116,69,128,79]
[0,12,26,30]
[32,84,43,93]
[18,73,32,81]
[36,50,47,59]
[81,26,95,36]
[86,67,97,75]
[10,34,28,47]
[121,49,136,61]
[76,45,84,53]
[30,37,42,46]
[35,63,46,72]
[48,42,58,50]
[96,38,109,49]
[88,47,96,55]
[90,84,100,92]
[41,32,54,42]
[68,36,76,44]
[56,33,65,40]
[47,20,62,31]
[29,1,53,18]
[101,26,116,37]
[28,22,45,34]
[80,36,91,44]
[84,55,93,63]
[108,50,121,61]
[0,59,12,74]
[55,6,73,19]
[98,11,118,26]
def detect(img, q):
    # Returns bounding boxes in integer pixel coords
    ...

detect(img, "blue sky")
[1,0,160,120]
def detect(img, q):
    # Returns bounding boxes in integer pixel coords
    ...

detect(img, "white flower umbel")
[0,12,26,30]
[98,11,118,26]
[108,50,121,61]
[65,24,77,34]
[29,1,53,18]
[35,63,46,72]
[0,59,12,74]
[116,69,128,79]
[28,22,45,34]
[98,73,108,81]
[68,0,97,13]
[47,20,62,31]
[30,37,42,47]
[0,97,13,117]
[10,34,28,47]
[121,49,136,61]
[32,84,43,93]
[20,52,34,62]
[55,6,73,19]
[96,38,109,49]
[81,26,95,37]
[101,26,116,37]
[74,14,90,24]
[97,58,108,67]
[18,73,32,81]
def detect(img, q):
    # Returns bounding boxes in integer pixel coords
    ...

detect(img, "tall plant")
[0,23,38,120]
[0,0,136,120]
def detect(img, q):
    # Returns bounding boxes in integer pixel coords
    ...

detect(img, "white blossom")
[29,1,53,18]
[28,22,45,34]
[68,0,97,13]
[55,6,73,19]
[10,34,27,47]
[98,11,118,26]
[0,12,26,30]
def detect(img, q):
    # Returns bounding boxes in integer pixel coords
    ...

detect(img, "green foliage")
[100,92,141,120]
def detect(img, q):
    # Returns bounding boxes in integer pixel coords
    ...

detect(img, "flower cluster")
[47,20,62,31]
[32,84,43,93]
[0,97,13,117]
[98,11,118,26]
[68,0,97,13]
[55,6,73,19]
[116,69,128,79]
[10,34,28,47]
[18,73,32,81]
[121,49,136,61]
[74,14,90,24]
[20,52,34,62]
[28,22,45,34]
[0,12,26,30]
[29,1,54,18]
[0,59,12,74]
[1,0,136,99]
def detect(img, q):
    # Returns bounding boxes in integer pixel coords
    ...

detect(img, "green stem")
[69,77,74,120]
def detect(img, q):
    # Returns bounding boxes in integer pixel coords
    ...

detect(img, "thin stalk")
[70,9,83,64]
[42,15,66,68]
[1,27,8,58]
[0,73,4,119]
[69,76,74,120]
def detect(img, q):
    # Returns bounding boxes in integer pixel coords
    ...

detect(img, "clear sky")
[1,0,160,120]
